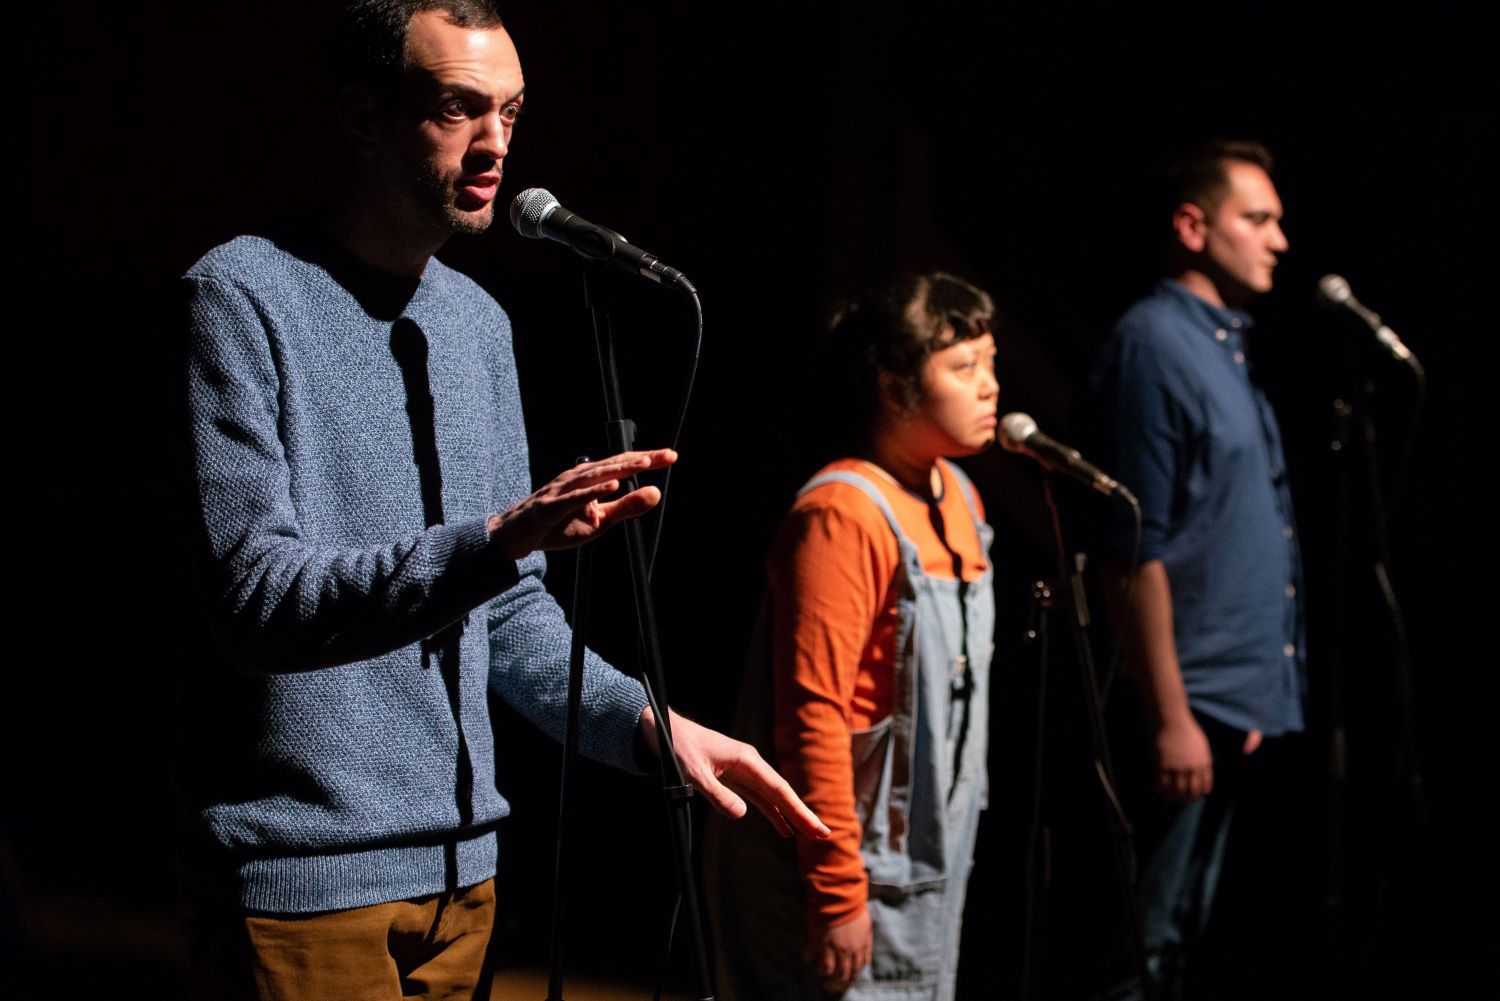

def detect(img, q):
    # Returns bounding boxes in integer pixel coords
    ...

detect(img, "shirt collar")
[1156,278,1256,338]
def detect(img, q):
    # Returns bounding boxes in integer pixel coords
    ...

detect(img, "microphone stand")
[1322,333,1428,985]
[1035,475,1152,1001]
[545,261,715,1001]
[1353,374,1425,827]
[1020,579,1054,1000]
[546,514,594,1001]
[1350,369,1427,974]
[1321,396,1352,965]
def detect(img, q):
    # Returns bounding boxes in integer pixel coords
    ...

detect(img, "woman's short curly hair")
[825,271,995,431]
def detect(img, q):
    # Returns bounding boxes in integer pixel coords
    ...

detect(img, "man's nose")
[471,111,509,160]
[1269,220,1289,253]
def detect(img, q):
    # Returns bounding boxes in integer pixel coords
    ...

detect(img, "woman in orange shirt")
[707,272,998,1000]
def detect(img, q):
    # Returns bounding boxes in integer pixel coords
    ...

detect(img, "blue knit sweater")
[180,233,649,913]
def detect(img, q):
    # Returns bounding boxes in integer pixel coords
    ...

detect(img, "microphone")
[999,412,1134,502]
[509,188,695,294]
[1317,274,1416,365]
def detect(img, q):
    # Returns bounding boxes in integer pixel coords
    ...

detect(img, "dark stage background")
[8,2,1492,998]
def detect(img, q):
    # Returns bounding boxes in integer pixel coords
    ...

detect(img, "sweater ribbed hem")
[229,827,500,914]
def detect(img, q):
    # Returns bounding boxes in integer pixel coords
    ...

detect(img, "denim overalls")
[706,462,994,1001]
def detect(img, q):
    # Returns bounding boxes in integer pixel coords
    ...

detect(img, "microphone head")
[509,187,560,239]
[1317,274,1353,309]
[999,412,1038,453]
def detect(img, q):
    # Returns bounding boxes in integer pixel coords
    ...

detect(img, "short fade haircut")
[1165,139,1274,221]
[332,0,504,106]
[826,272,996,432]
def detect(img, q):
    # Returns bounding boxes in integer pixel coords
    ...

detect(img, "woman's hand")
[806,908,873,994]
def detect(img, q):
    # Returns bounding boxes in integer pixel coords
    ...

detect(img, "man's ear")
[336,85,380,153]
[1171,201,1208,253]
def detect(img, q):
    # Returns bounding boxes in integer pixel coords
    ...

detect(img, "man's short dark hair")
[826,271,996,432]
[332,0,505,106]
[1166,139,1274,220]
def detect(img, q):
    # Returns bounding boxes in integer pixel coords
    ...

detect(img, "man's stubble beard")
[412,157,498,238]
[380,153,497,245]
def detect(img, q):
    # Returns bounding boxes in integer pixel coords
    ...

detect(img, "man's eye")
[500,103,523,124]
[439,100,467,120]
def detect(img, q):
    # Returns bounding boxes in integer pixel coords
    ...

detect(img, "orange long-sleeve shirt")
[767,458,988,932]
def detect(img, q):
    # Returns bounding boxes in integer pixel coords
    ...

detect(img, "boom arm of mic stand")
[1040,474,1153,1001]
[583,261,716,1000]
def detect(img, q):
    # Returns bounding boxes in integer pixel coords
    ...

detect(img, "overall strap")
[938,458,988,541]
[797,470,915,550]
[798,467,925,854]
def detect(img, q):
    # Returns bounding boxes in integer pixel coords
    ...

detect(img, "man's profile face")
[1199,161,1289,301]
[377,10,524,239]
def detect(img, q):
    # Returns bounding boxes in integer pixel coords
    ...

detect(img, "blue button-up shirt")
[1092,280,1305,736]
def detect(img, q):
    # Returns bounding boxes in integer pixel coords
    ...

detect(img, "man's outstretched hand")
[639,706,830,841]
[488,449,676,560]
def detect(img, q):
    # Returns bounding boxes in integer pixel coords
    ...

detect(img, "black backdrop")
[8,2,1492,998]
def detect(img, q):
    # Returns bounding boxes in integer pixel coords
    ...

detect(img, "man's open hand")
[639,707,830,841]
[487,449,676,560]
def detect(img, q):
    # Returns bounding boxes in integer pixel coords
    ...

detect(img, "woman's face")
[906,333,999,458]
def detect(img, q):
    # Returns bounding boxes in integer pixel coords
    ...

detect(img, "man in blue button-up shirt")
[1090,140,1305,1000]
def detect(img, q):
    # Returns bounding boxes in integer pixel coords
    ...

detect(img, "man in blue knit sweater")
[181,2,825,996]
